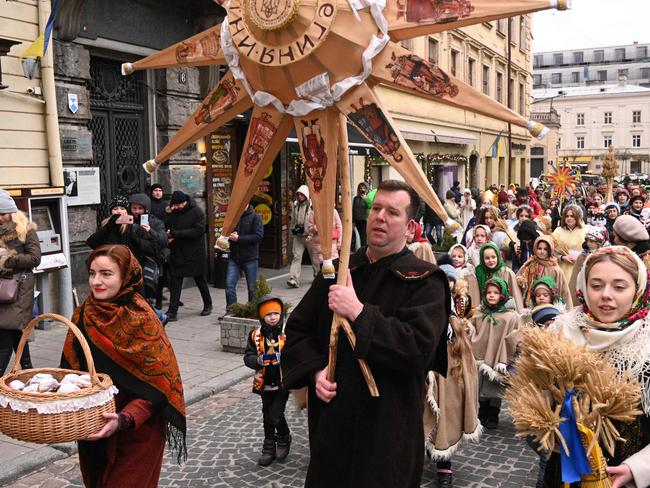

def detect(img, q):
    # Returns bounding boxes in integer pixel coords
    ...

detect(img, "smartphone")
[140,214,149,226]
[115,215,134,225]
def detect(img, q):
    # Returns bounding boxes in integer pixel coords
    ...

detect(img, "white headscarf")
[552,246,650,413]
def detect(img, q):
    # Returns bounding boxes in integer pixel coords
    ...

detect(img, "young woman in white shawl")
[547,246,650,488]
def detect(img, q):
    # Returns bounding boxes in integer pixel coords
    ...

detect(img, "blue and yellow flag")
[489,130,505,158]
[20,0,59,59]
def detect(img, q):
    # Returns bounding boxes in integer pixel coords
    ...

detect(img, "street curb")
[0,366,254,487]
[0,446,68,487]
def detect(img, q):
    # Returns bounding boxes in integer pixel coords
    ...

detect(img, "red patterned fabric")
[63,251,186,430]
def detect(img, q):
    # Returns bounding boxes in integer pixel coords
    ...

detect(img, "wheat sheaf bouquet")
[505,327,642,485]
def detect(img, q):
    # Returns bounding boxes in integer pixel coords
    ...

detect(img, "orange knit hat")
[258,299,282,317]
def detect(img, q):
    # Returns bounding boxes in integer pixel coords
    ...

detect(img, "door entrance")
[87,57,146,223]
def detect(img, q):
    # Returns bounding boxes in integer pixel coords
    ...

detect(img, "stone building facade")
[52,0,224,290]
[370,16,535,195]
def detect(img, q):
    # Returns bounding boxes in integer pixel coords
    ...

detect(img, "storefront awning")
[396,125,477,145]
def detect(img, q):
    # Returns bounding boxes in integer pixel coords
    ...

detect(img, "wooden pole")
[326,113,379,397]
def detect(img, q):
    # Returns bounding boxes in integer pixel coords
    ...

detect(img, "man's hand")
[314,367,337,403]
[229,231,239,242]
[606,464,633,488]
[141,224,151,232]
[328,273,363,322]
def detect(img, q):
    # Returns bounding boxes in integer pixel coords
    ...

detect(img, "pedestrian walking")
[352,183,369,248]
[243,295,292,466]
[287,185,311,288]
[128,193,167,302]
[225,203,264,309]
[0,190,40,374]
[424,263,480,488]
[62,244,186,488]
[282,179,450,487]
[166,191,213,321]
[470,277,520,429]
[148,183,169,223]
[541,246,650,487]
[552,205,587,281]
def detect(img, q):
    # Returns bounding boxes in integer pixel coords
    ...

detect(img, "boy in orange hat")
[244,295,291,466]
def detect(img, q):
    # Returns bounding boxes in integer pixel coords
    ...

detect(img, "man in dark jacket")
[129,193,167,302]
[282,180,450,487]
[149,183,168,224]
[166,191,212,321]
[226,203,264,308]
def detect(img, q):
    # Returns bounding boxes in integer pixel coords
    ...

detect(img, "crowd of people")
[1,173,650,487]
[281,176,650,488]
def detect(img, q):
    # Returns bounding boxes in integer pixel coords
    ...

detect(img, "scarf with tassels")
[62,250,186,462]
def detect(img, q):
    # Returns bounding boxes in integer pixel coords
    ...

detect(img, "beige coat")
[467,267,524,313]
[423,316,480,460]
[471,309,520,383]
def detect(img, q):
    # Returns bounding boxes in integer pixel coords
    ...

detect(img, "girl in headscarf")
[544,246,650,488]
[424,266,480,488]
[604,202,620,244]
[62,244,186,488]
[448,243,473,280]
[407,220,436,264]
[470,277,520,430]
[469,243,524,312]
[516,235,573,309]
[552,204,588,281]
[467,224,491,268]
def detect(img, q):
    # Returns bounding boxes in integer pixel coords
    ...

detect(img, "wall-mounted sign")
[63,167,101,206]
[67,93,79,114]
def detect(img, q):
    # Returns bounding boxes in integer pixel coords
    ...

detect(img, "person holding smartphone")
[86,195,160,294]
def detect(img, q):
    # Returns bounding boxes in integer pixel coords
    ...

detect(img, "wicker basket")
[0,313,116,444]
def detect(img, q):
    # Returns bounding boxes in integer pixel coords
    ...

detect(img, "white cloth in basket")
[0,385,118,414]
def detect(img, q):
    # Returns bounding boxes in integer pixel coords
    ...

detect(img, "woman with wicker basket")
[0,190,41,375]
[61,244,186,487]
[509,246,650,487]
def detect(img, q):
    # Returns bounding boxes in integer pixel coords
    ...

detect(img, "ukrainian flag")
[20,0,59,59]
[489,130,505,158]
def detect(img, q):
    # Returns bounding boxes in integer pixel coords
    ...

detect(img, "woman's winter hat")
[604,202,620,214]
[630,195,645,206]
[170,191,189,205]
[0,190,18,214]
[584,225,609,246]
[497,191,509,204]
[109,194,130,211]
[613,215,649,242]
[531,304,561,325]
[517,220,539,242]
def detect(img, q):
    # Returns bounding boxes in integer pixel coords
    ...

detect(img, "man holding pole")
[282,179,450,487]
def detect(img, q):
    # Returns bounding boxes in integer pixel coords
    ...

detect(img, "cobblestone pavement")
[0,266,314,485]
[6,379,540,488]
